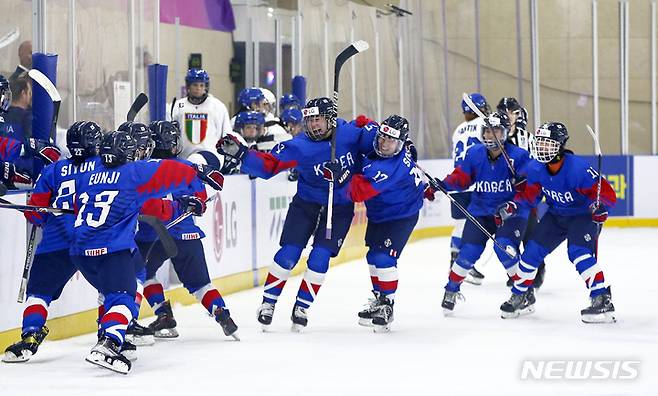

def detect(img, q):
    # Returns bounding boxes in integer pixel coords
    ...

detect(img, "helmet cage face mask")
[240,124,264,143]
[481,114,509,149]
[531,136,562,163]
[374,124,404,158]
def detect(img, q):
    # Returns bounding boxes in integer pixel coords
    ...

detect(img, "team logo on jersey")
[185,113,208,144]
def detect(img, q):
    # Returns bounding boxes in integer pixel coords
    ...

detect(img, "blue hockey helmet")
[0,74,11,112]
[66,121,102,161]
[302,97,336,141]
[238,87,265,110]
[461,92,490,114]
[149,120,181,158]
[279,93,301,112]
[532,122,569,163]
[100,130,137,167]
[281,108,303,126]
[374,114,409,158]
[185,68,209,85]
[234,111,265,143]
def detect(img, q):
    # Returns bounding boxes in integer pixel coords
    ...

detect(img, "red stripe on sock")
[449,271,465,283]
[101,312,129,325]
[135,292,143,306]
[23,304,47,319]
[310,283,322,294]
[143,283,165,299]
[201,289,222,309]
[378,280,398,292]
[299,280,309,293]
[370,276,379,289]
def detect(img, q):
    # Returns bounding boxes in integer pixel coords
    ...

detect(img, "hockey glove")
[24,138,61,164]
[216,134,248,173]
[287,168,299,182]
[590,202,608,225]
[195,164,224,191]
[355,114,375,128]
[427,176,447,193]
[405,139,418,162]
[512,176,527,193]
[177,195,206,216]
[423,184,437,201]
[322,160,351,186]
[494,201,518,227]
[1,161,32,188]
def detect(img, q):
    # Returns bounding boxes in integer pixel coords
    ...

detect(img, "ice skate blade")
[120,350,138,362]
[291,323,305,333]
[85,351,130,375]
[154,328,179,339]
[582,311,617,324]
[125,334,155,346]
[501,305,535,319]
[229,332,241,341]
[2,350,31,363]
[373,324,390,333]
[464,276,483,285]
[358,317,374,327]
[443,308,455,317]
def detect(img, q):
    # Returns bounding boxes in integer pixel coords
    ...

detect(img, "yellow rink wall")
[0,218,655,351]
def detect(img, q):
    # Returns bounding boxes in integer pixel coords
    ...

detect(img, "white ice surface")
[1,228,657,396]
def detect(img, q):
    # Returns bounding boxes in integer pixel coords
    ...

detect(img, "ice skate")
[581,287,616,324]
[371,296,394,333]
[500,289,535,319]
[533,262,546,290]
[441,290,464,315]
[120,340,137,361]
[214,307,240,340]
[257,301,275,331]
[85,336,131,374]
[465,267,484,285]
[125,319,155,346]
[148,301,179,338]
[290,305,308,333]
[357,291,382,327]
[2,326,49,363]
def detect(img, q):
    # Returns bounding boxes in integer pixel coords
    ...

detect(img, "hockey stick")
[27,69,62,142]
[0,201,74,214]
[326,40,369,239]
[586,125,603,207]
[139,214,178,260]
[462,92,516,178]
[127,92,149,122]
[418,166,517,259]
[17,224,37,303]
[170,96,176,120]
[1,196,41,303]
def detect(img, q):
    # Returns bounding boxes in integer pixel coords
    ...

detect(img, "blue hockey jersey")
[442,142,531,217]
[342,148,425,223]
[25,157,98,254]
[136,158,207,242]
[515,152,617,216]
[71,158,200,256]
[241,118,376,205]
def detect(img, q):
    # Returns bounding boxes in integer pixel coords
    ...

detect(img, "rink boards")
[0,156,656,350]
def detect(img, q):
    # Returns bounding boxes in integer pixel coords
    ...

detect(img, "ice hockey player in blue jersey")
[71,130,224,374]
[428,111,531,315]
[3,121,101,363]
[0,133,61,190]
[333,115,425,332]
[136,120,238,340]
[499,122,617,323]
[449,92,489,285]
[216,96,376,331]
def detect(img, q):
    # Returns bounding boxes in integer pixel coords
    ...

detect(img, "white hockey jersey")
[452,117,485,167]
[171,94,232,160]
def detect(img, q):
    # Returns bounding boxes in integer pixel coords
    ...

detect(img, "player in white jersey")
[171,69,232,161]
[449,92,489,284]
[258,87,291,152]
